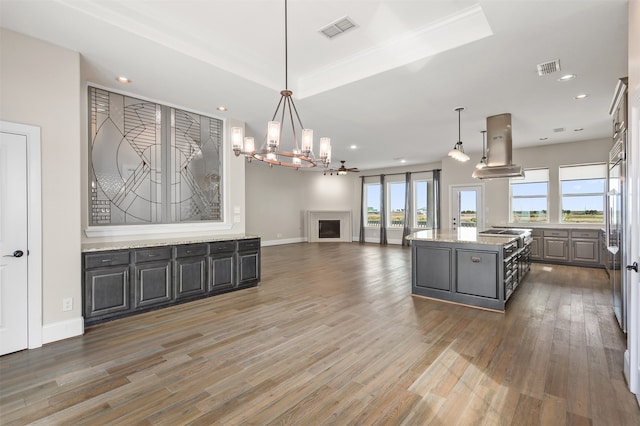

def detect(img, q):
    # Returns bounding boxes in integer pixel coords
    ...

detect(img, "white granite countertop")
[406,229,520,245]
[82,234,259,252]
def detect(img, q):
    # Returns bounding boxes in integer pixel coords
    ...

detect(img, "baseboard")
[261,237,307,247]
[42,317,84,344]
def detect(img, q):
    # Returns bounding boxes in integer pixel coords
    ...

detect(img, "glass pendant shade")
[267,121,280,149]
[231,127,244,152]
[448,107,469,162]
[319,137,331,163]
[243,137,255,154]
[301,129,313,154]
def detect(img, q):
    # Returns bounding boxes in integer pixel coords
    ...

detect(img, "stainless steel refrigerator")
[607,77,628,332]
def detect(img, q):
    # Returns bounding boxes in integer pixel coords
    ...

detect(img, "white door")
[0,131,29,355]
[450,185,484,232]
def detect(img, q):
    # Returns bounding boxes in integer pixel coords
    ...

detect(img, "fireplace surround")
[307,211,352,243]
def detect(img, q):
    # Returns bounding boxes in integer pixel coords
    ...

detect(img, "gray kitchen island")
[407,228,531,312]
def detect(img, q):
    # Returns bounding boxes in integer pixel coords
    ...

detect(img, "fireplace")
[319,220,341,239]
[307,211,352,243]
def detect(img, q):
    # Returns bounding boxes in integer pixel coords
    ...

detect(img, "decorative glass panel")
[89,87,223,225]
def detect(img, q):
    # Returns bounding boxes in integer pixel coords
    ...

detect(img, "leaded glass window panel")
[89,87,224,226]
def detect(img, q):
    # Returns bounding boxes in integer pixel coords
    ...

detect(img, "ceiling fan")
[324,160,360,176]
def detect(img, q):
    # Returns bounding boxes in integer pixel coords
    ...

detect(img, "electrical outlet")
[62,297,73,312]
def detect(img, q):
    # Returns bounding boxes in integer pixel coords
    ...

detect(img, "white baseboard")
[261,237,307,247]
[42,317,84,344]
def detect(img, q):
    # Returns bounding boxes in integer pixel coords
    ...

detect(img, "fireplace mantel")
[307,210,352,243]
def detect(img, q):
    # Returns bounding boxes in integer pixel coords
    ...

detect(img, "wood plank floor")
[1,242,639,425]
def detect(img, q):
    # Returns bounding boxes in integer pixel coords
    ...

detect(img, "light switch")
[234,215,241,223]
[234,206,241,214]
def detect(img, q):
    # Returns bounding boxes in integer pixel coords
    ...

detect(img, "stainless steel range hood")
[472,113,524,179]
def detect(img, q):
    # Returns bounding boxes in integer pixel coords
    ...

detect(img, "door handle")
[3,250,24,258]
[626,262,638,273]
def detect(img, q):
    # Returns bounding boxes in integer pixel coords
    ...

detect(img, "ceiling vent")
[553,127,565,133]
[537,59,561,76]
[319,16,357,39]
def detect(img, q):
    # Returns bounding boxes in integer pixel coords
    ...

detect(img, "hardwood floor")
[1,243,638,425]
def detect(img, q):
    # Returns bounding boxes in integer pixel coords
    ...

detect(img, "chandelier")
[231,0,331,168]
[448,107,470,162]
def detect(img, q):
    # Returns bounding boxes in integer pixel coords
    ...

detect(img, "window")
[559,163,606,223]
[413,179,432,228]
[89,87,224,226]
[510,168,548,223]
[364,183,381,226]
[387,181,406,227]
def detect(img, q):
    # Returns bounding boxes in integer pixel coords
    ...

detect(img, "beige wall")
[245,164,358,243]
[0,29,82,326]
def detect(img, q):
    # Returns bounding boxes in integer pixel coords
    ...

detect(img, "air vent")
[553,127,565,133]
[319,16,357,39]
[537,59,561,76]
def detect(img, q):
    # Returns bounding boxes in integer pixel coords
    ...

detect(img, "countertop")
[406,229,520,245]
[82,234,259,253]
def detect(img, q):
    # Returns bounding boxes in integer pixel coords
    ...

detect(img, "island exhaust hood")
[472,113,524,179]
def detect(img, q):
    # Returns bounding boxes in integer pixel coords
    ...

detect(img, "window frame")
[559,163,606,224]
[386,178,406,228]
[363,181,382,228]
[509,168,549,223]
[412,177,433,229]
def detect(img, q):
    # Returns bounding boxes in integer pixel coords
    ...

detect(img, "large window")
[510,168,549,223]
[89,87,224,226]
[364,183,381,226]
[559,163,606,223]
[413,179,430,228]
[388,181,406,227]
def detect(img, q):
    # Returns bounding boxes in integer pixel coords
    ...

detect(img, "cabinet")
[570,230,599,264]
[237,239,261,287]
[83,238,260,326]
[543,230,569,262]
[210,241,236,292]
[83,251,131,321]
[175,244,208,300]
[530,229,543,260]
[456,249,498,299]
[134,247,172,308]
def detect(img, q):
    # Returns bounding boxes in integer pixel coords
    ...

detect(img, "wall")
[0,29,82,338]
[441,138,611,230]
[245,164,358,244]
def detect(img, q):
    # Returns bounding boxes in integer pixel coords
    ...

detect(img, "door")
[450,185,484,233]
[0,131,29,355]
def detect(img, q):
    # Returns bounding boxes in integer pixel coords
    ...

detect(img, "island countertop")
[406,229,520,245]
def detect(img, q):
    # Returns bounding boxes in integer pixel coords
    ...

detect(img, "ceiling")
[0,0,629,170]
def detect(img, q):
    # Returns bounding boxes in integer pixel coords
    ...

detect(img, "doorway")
[0,121,42,354]
[450,184,484,233]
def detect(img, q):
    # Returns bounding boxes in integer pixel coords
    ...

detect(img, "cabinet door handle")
[101,259,112,262]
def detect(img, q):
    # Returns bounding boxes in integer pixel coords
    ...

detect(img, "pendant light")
[231,0,331,169]
[475,130,487,169]
[448,107,470,162]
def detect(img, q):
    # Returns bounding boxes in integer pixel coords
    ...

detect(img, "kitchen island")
[407,229,531,312]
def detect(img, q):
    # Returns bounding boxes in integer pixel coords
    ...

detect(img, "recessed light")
[217,106,227,112]
[575,93,589,100]
[116,76,131,83]
[350,145,357,149]
[558,74,576,82]
[574,128,584,132]
[400,159,407,163]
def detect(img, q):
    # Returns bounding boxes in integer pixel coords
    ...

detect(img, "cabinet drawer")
[84,251,130,269]
[176,243,208,258]
[543,229,569,238]
[531,229,543,237]
[238,239,260,252]
[210,241,237,254]
[571,230,599,239]
[134,247,172,263]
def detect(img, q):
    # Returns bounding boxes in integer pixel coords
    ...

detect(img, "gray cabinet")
[570,230,599,264]
[414,246,452,291]
[530,236,543,260]
[134,247,172,308]
[175,244,208,300]
[82,238,260,326]
[456,249,498,299]
[83,251,131,321]
[210,241,236,292]
[237,239,261,287]
[543,229,569,262]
